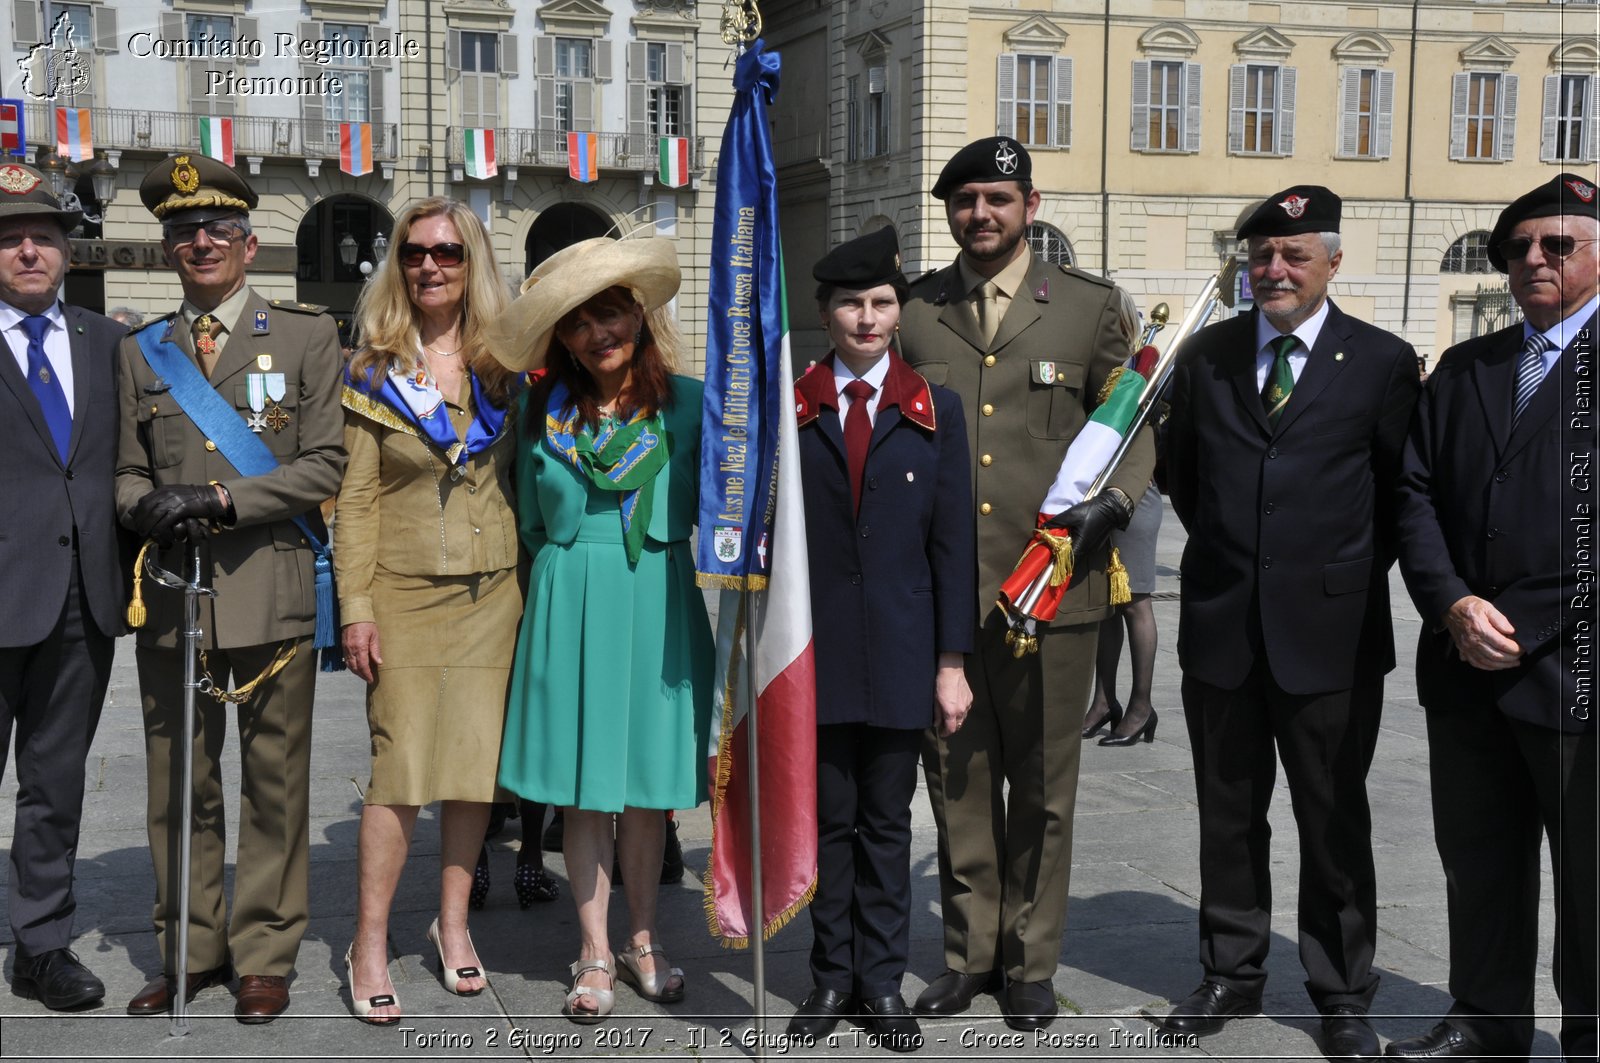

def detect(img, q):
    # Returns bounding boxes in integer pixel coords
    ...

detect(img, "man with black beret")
[1160,185,1419,1059]
[1387,174,1598,1061]
[0,162,128,1012]
[898,137,1154,1031]
[115,153,346,1023]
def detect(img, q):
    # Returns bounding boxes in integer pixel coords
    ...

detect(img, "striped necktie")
[1512,332,1550,428]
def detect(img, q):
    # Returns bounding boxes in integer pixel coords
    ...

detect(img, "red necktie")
[843,378,876,516]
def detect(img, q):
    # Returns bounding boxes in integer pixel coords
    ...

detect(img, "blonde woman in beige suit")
[335,198,521,1024]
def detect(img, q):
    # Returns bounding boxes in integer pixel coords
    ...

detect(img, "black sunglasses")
[397,241,466,268]
[1497,235,1597,261]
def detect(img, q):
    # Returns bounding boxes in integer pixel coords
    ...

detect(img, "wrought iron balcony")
[444,126,704,175]
[18,101,400,162]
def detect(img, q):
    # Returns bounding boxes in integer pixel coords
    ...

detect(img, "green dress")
[499,375,714,812]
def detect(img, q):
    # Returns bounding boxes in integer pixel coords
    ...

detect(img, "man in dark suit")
[0,162,127,1010]
[1386,175,1598,1062]
[899,138,1154,1030]
[115,155,345,1023]
[1161,186,1420,1060]
[786,227,975,1052]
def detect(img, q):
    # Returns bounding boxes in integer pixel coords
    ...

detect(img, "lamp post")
[87,156,115,213]
[36,151,67,201]
[371,232,388,265]
[338,232,359,270]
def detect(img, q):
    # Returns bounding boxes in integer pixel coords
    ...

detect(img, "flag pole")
[742,591,767,1054]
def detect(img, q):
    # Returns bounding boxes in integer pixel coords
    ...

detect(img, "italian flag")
[997,365,1147,625]
[464,127,496,179]
[197,116,234,166]
[658,136,689,188]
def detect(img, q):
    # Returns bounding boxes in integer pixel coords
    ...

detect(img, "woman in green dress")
[487,237,713,1025]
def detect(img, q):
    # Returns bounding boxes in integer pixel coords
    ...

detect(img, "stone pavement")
[1,498,1566,1060]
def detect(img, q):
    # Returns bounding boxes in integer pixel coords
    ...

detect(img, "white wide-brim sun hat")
[486,236,681,373]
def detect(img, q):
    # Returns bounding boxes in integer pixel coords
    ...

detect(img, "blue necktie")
[21,314,71,463]
[1512,332,1549,428]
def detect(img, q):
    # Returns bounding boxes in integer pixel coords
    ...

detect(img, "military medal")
[245,373,269,432]
[263,372,290,432]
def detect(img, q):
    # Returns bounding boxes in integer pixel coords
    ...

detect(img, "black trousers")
[1182,659,1383,1010]
[0,560,112,955]
[1425,701,1598,1060]
[809,723,922,1000]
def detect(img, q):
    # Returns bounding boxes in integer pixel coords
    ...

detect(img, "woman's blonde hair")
[349,196,518,404]
[1110,286,1142,355]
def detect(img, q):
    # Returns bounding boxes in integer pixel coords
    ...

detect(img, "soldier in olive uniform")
[899,138,1154,1031]
[114,155,346,1023]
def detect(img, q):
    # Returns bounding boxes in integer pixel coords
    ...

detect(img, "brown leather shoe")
[234,975,290,1024]
[125,963,233,1015]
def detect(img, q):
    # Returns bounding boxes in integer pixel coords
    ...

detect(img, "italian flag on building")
[464,127,496,179]
[197,116,234,166]
[658,136,689,188]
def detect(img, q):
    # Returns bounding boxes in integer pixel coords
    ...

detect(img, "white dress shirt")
[833,351,891,430]
[1254,298,1331,391]
[1,300,74,415]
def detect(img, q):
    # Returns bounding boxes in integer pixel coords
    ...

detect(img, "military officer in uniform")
[899,137,1154,1030]
[114,155,346,1023]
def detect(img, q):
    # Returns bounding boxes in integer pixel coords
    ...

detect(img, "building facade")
[3,0,730,365]
[763,0,1600,366]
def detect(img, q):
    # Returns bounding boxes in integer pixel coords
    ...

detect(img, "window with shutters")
[1026,222,1073,266]
[846,75,860,162]
[12,2,102,106]
[325,24,371,126]
[1451,71,1518,162]
[1441,231,1494,274]
[457,31,500,129]
[1543,74,1597,162]
[188,14,234,116]
[643,43,686,137]
[1134,59,1198,153]
[996,53,1072,149]
[554,38,593,133]
[1337,68,1395,159]
[863,65,888,157]
[1228,64,1294,155]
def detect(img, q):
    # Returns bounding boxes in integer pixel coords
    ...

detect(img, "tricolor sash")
[544,379,668,565]
[342,362,512,471]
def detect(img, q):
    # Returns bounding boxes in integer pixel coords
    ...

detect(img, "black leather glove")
[1056,490,1134,559]
[130,485,230,548]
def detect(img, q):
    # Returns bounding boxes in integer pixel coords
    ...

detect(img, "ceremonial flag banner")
[464,127,497,179]
[55,107,90,162]
[696,40,817,948]
[197,116,234,167]
[339,122,373,177]
[0,98,24,156]
[997,366,1146,623]
[566,131,598,182]
[658,136,689,188]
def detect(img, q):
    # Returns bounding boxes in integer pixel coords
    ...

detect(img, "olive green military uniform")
[115,290,345,977]
[900,253,1155,982]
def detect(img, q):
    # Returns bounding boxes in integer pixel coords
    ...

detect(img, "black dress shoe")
[1001,978,1058,1031]
[787,987,853,1041]
[1322,1004,1380,1061]
[1161,980,1261,1036]
[12,948,105,1011]
[912,969,998,1016]
[1384,1021,1484,1059]
[861,995,923,1052]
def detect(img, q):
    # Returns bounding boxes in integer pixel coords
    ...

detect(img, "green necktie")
[1261,334,1296,427]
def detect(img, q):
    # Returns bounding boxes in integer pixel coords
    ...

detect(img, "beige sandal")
[616,942,685,1003]
[564,956,615,1024]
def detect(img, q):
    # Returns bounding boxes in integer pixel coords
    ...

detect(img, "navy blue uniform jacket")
[796,351,976,729]
[1394,314,1597,734]
[1167,302,1420,695]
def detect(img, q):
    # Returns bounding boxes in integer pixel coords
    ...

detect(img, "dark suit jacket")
[0,303,128,646]
[900,255,1155,628]
[1167,302,1420,695]
[796,352,976,729]
[114,289,346,649]
[1395,314,1596,733]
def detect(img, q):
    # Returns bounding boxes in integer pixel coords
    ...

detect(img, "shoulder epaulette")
[130,311,177,334]
[1060,263,1114,288]
[269,299,329,315]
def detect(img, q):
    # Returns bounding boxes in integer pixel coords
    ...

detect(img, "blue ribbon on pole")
[696,40,785,589]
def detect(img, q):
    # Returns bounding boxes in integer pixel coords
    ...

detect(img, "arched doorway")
[525,203,613,274]
[295,195,394,347]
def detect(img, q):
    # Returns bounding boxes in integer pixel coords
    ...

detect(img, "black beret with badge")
[0,161,82,230]
[1237,185,1342,240]
[932,136,1033,200]
[812,225,904,289]
[139,153,258,220]
[1487,172,1600,272]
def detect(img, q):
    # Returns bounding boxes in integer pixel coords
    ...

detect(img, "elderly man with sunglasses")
[1387,173,1598,1061]
[114,154,345,1023]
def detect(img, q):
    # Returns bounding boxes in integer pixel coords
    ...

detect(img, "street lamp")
[338,232,360,269]
[36,152,66,201]
[371,232,388,265]
[87,156,115,212]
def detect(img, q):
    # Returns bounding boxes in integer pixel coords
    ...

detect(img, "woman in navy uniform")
[786,227,976,1052]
